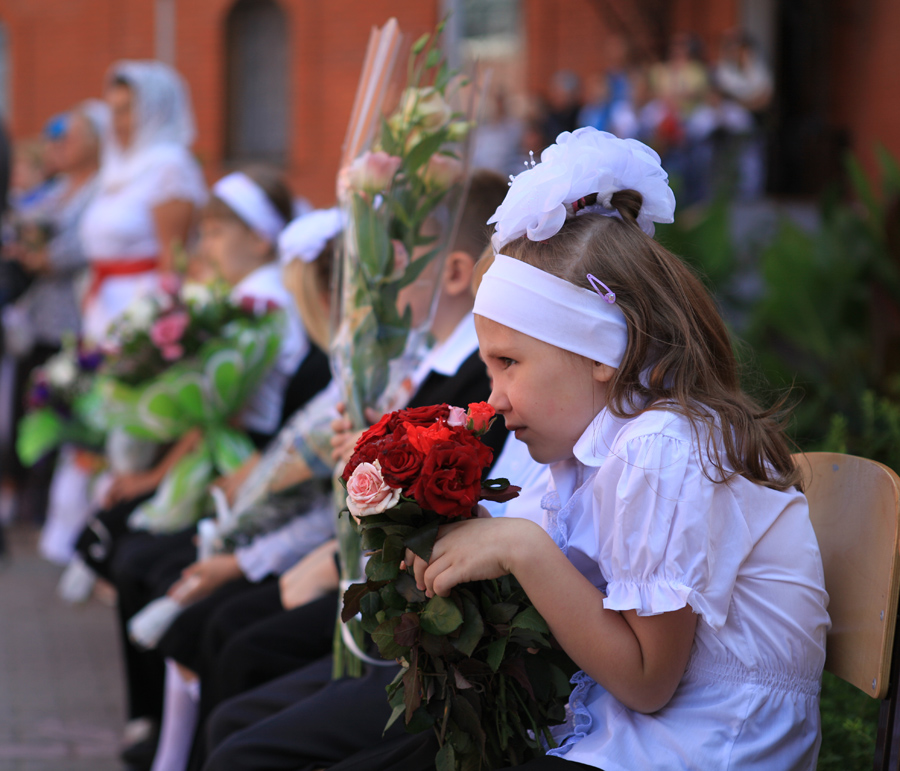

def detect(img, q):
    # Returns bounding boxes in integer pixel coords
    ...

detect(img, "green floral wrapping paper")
[98,313,283,533]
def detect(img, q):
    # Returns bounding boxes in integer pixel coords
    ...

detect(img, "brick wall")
[0,0,896,201]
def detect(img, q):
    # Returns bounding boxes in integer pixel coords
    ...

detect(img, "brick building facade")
[0,0,896,204]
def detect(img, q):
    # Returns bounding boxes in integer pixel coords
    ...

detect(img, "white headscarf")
[100,60,197,191]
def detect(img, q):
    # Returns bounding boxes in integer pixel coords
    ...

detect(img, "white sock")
[151,658,201,771]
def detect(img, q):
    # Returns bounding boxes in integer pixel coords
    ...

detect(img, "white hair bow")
[488,127,676,251]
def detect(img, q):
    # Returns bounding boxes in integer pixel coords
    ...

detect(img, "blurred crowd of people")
[472,29,773,206]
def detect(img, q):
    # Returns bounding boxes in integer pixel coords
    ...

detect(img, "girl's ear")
[592,362,616,383]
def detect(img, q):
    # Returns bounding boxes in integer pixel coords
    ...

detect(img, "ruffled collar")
[572,406,632,468]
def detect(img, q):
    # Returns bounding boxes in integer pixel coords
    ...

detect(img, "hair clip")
[586,274,616,304]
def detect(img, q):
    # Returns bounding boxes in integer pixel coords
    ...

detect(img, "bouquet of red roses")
[340,403,576,771]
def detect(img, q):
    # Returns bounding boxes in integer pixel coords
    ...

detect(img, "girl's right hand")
[402,515,541,599]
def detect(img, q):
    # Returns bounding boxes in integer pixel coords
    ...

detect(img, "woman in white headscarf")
[79,60,207,343]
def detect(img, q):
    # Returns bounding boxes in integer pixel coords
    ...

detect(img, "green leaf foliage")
[419,594,464,636]
[372,616,410,660]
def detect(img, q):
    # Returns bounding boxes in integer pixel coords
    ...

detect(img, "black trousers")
[203,655,406,771]
[325,733,599,771]
[210,589,339,706]
[205,665,599,771]
[109,525,197,721]
[74,493,154,582]
[174,587,338,770]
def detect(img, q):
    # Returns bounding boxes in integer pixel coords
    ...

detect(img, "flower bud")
[341,151,402,195]
[399,87,453,133]
[419,154,463,192]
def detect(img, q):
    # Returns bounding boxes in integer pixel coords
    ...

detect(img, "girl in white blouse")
[406,128,830,771]
[79,60,207,344]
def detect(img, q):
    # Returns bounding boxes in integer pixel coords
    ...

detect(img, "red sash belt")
[85,256,159,307]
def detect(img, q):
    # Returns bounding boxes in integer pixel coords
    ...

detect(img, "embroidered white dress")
[80,60,207,343]
[79,143,206,342]
[543,407,830,770]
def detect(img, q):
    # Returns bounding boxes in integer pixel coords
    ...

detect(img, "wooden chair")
[797,452,900,769]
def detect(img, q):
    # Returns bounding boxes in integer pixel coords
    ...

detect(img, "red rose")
[410,440,485,519]
[405,421,454,455]
[466,401,495,434]
[377,435,425,491]
[342,438,382,482]
[357,412,396,446]
[453,426,494,469]
[398,404,450,426]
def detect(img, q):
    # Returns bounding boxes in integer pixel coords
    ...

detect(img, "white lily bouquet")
[330,19,481,675]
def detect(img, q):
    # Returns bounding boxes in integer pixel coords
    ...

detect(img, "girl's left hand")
[408,516,543,599]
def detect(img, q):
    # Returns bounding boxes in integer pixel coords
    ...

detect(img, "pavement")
[0,523,125,771]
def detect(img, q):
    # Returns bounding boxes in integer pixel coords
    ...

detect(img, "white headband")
[213,172,287,244]
[474,254,628,368]
[278,208,344,265]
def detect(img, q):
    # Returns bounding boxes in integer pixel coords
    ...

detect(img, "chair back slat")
[797,452,900,699]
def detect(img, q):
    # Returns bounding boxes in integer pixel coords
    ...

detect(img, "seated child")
[396,127,830,771]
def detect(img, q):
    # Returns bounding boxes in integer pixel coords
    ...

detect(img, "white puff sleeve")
[592,431,754,631]
[143,145,208,209]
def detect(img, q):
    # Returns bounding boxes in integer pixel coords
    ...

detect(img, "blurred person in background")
[578,36,633,136]
[684,81,754,202]
[470,89,524,178]
[36,61,206,574]
[714,30,773,198]
[649,32,710,205]
[4,102,109,362]
[79,59,207,345]
[650,32,709,121]
[0,103,110,532]
[9,102,108,553]
[542,69,582,139]
[0,117,9,552]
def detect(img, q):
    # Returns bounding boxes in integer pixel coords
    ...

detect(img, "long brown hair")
[500,190,800,490]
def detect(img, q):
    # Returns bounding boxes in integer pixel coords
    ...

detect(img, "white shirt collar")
[413,312,478,383]
[545,407,630,504]
[430,313,478,376]
[572,406,631,468]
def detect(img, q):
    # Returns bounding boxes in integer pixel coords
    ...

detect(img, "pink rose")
[346,460,401,518]
[150,311,190,351]
[342,151,402,195]
[159,271,182,297]
[390,240,410,280]
[419,154,463,192]
[447,406,467,427]
[161,344,184,361]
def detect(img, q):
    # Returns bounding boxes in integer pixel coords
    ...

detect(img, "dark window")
[225,0,289,162]
[463,0,520,41]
